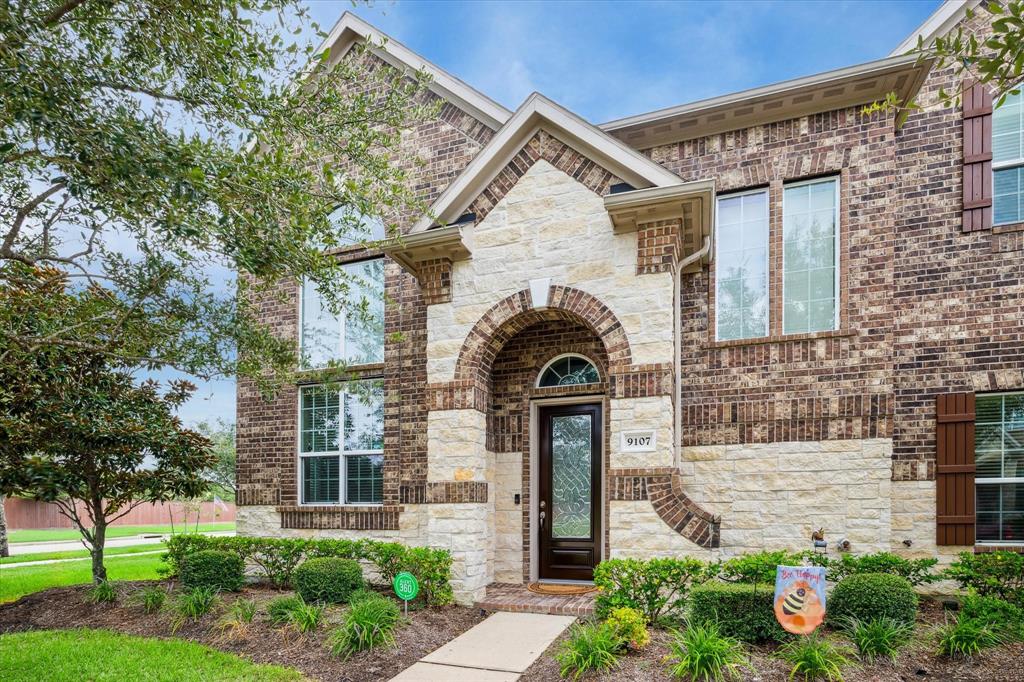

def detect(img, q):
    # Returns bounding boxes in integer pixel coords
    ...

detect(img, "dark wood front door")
[538,403,601,581]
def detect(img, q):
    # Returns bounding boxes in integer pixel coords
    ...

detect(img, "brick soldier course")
[237,6,1024,604]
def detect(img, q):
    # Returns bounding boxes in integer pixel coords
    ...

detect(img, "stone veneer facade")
[238,11,1024,604]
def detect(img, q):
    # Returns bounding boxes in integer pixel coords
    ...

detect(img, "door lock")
[539,510,546,529]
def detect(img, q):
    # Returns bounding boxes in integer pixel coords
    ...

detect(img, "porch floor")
[475,582,595,616]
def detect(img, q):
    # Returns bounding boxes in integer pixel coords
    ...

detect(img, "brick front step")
[475,582,595,617]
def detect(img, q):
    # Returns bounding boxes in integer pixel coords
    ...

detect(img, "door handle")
[539,510,546,530]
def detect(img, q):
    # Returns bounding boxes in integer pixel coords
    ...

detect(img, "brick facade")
[237,10,1024,592]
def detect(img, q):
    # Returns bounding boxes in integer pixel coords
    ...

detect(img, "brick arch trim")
[454,285,632,385]
[612,469,721,549]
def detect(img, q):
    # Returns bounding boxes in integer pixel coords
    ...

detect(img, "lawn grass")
[0,552,165,603]
[9,522,234,544]
[1,543,164,566]
[0,629,305,681]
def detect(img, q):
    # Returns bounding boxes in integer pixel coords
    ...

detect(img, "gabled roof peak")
[410,92,685,233]
[318,12,512,130]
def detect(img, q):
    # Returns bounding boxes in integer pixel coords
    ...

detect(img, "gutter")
[674,234,712,468]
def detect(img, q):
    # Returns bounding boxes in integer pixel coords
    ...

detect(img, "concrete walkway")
[3,549,166,568]
[8,531,234,556]
[390,611,576,681]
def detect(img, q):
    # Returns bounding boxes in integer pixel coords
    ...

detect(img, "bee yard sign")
[773,566,826,635]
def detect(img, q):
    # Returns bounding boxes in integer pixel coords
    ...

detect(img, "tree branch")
[2,182,66,257]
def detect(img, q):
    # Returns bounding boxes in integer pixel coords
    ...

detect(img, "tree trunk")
[90,518,107,583]
[0,495,9,558]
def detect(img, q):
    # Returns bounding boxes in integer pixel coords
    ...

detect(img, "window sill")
[706,328,855,349]
[278,504,392,512]
[323,244,385,262]
[296,363,385,382]
[992,222,1024,234]
[974,544,1024,554]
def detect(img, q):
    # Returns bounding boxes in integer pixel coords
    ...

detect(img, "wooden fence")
[3,497,235,530]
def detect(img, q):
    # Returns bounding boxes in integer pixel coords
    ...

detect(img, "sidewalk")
[389,611,575,681]
[8,530,235,556]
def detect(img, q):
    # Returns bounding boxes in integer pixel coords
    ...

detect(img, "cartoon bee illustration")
[773,579,826,635]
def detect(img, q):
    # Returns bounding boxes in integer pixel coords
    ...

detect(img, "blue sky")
[172,0,940,427]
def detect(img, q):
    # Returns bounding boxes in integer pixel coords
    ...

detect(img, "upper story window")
[300,258,385,369]
[993,91,1024,226]
[782,177,839,335]
[715,189,769,341]
[537,354,599,387]
[330,205,387,247]
[975,392,1024,543]
[299,381,384,505]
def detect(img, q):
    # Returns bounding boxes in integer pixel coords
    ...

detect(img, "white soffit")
[318,12,511,130]
[411,93,685,233]
[599,53,933,149]
[890,0,980,56]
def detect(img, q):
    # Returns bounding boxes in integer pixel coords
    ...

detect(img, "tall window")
[976,392,1024,543]
[715,189,769,341]
[782,177,839,335]
[299,381,384,505]
[994,91,1024,225]
[300,258,385,369]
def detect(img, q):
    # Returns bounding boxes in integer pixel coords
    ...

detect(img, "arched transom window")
[537,354,600,388]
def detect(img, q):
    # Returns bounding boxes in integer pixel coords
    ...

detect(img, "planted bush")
[828,573,917,625]
[180,549,245,592]
[218,598,257,640]
[267,595,305,626]
[842,616,914,663]
[936,617,1006,659]
[959,593,1024,641]
[946,551,1024,605]
[169,587,220,633]
[593,557,713,623]
[776,634,853,681]
[292,557,364,604]
[403,546,455,606]
[805,551,938,586]
[554,622,622,681]
[329,594,401,658]
[134,585,168,614]
[605,607,649,650]
[719,550,802,585]
[287,601,325,634]
[87,580,117,604]
[666,621,749,681]
[688,582,787,643]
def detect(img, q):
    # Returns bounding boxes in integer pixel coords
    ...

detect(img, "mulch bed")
[520,598,1024,682]
[0,580,486,682]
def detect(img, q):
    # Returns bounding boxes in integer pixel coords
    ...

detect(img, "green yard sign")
[393,571,419,603]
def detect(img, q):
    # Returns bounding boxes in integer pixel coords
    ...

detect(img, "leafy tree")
[0,1,433,393]
[872,1,1024,114]
[0,268,214,582]
[196,419,237,499]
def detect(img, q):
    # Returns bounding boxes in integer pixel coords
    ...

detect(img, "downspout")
[673,232,712,468]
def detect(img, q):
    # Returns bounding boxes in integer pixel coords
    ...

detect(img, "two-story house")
[236,1,1024,604]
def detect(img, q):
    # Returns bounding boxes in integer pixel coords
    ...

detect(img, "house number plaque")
[621,430,656,452]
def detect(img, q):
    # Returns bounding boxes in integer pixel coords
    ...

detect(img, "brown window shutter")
[936,392,976,545]
[962,80,993,232]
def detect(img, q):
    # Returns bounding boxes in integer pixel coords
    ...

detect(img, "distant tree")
[196,419,237,499]
[0,1,434,395]
[0,494,8,557]
[0,268,213,582]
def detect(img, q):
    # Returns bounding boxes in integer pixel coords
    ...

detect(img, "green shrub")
[776,634,853,681]
[404,546,454,606]
[134,585,168,614]
[605,607,649,650]
[593,557,714,623]
[179,549,244,592]
[936,617,1006,658]
[267,595,305,626]
[161,535,455,601]
[554,622,622,681]
[87,580,117,604]
[959,593,1024,641]
[827,573,917,625]
[946,551,1024,605]
[328,596,401,658]
[688,582,787,643]
[719,550,802,586]
[841,616,914,663]
[169,587,220,633]
[806,551,939,586]
[665,621,749,681]
[292,557,364,604]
